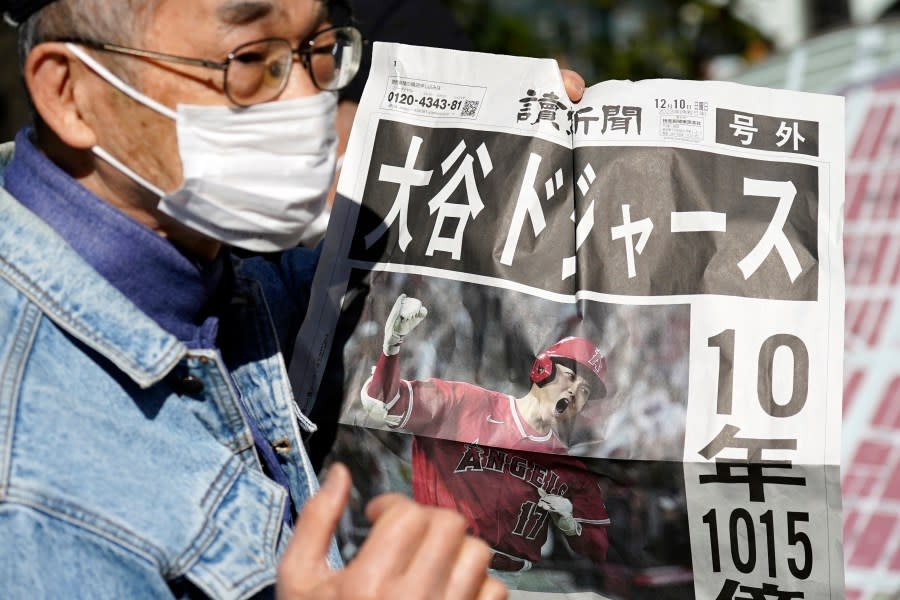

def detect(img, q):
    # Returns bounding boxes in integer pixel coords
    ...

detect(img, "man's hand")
[277,464,506,600]
[537,488,582,537]
[383,294,427,356]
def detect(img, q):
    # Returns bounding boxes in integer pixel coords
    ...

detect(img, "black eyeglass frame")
[58,25,363,107]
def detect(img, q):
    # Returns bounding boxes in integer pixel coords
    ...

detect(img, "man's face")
[76,0,328,251]
[534,363,593,423]
[139,0,327,107]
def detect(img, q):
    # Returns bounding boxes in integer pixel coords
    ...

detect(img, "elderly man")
[0,1,585,597]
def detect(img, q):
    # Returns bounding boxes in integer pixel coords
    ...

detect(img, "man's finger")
[282,463,351,571]
[443,536,496,600]
[364,491,413,522]
[477,576,509,600]
[352,494,430,578]
[561,69,586,103]
[402,508,469,592]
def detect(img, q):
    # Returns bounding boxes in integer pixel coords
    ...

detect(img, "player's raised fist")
[383,294,428,356]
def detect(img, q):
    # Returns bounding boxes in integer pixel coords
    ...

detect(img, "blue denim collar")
[0,141,185,388]
[0,139,299,520]
[3,129,222,348]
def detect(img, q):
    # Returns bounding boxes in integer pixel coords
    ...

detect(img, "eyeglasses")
[62,26,363,107]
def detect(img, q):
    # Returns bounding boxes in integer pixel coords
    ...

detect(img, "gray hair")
[16,0,346,122]
[17,1,159,124]
[18,0,159,78]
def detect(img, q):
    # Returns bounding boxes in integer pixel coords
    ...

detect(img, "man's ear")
[23,42,98,149]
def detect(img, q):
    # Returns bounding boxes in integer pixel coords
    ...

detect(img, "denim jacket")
[0,142,340,598]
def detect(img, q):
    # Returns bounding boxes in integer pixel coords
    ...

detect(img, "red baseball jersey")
[365,353,610,569]
[413,437,610,569]
[365,353,568,451]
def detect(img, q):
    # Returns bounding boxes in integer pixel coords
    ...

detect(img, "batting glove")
[359,383,403,427]
[538,488,582,537]
[383,294,427,356]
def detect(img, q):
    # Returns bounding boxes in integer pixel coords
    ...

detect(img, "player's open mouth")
[555,398,570,415]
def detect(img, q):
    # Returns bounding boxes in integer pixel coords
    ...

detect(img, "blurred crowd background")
[3,1,900,598]
[5,0,900,137]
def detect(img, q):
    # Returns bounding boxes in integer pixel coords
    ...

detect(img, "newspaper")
[289,42,845,599]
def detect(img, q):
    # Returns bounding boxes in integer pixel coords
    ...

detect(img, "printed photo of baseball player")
[357,294,612,575]
[323,272,693,595]
[361,294,609,452]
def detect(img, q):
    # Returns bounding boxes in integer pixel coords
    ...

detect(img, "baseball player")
[360,294,611,572]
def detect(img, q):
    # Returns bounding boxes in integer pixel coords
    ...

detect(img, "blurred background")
[6,0,900,137]
[2,1,899,598]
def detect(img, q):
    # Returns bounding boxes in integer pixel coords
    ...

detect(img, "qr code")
[461,100,480,117]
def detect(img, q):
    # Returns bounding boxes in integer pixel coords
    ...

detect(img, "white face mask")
[68,44,337,252]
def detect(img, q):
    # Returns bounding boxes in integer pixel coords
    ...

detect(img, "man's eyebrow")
[216,0,274,25]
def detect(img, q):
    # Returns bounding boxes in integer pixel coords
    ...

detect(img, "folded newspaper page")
[290,42,845,599]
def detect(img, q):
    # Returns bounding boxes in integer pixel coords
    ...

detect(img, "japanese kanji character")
[698,424,806,502]
[517,89,569,130]
[775,121,806,152]
[729,113,758,145]
[601,105,642,135]
[425,140,493,260]
[364,135,433,251]
[716,579,804,600]
[568,106,600,135]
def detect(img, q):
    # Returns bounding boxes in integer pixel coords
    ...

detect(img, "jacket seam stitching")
[188,475,282,594]
[167,520,218,579]
[3,486,169,570]
[0,257,183,385]
[199,454,242,512]
[243,277,318,504]
[244,277,324,563]
[0,301,41,497]
[169,455,252,578]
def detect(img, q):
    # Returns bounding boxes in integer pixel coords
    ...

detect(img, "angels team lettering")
[453,443,570,497]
